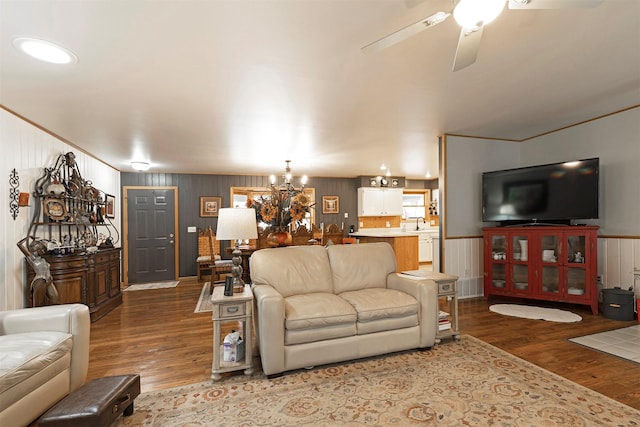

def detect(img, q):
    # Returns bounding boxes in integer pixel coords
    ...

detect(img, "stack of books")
[438,310,451,331]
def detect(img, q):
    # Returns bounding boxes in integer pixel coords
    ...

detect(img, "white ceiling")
[1,0,639,179]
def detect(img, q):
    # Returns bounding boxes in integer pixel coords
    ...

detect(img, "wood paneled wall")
[121,173,361,277]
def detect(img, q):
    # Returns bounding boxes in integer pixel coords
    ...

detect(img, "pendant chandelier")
[270,160,307,190]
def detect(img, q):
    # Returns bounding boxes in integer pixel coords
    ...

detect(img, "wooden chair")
[311,224,323,244]
[291,225,314,246]
[196,227,233,282]
[322,223,344,245]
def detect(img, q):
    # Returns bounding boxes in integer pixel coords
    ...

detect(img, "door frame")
[122,186,179,286]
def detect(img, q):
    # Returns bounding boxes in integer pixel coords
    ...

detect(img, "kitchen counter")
[351,227,438,237]
[351,229,418,272]
[350,230,410,238]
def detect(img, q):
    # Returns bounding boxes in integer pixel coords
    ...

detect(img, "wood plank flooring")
[87,277,640,409]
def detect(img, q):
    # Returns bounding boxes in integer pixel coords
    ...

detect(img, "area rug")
[194,282,213,313]
[114,335,639,426]
[569,325,640,364]
[123,281,179,292]
[490,303,582,322]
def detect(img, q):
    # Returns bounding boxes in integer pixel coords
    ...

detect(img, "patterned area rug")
[123,281,179,292]
[490,303,582,322]
[114,335,639,426]
[194,282,213,313]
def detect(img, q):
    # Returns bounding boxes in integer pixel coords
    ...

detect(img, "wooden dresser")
[27,248,122,322]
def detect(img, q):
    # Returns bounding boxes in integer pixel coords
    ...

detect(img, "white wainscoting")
[0,108,121,311]
[599,237,640,295]
[443,237,484,299]
[442,236,640,301]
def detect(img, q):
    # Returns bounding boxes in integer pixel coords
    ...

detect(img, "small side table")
[211,284,254,380]
[402,270,460,344]
[433,274,460,344]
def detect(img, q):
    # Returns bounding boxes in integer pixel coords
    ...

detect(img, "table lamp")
[216,208,258,293]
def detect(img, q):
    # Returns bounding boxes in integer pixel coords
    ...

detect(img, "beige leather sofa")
[0,303,90,427]
[250,242,438,376]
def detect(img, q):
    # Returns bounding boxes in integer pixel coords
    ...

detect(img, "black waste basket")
[602,287,634,321]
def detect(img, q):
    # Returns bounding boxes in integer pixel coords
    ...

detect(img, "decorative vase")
[266,227,292,247]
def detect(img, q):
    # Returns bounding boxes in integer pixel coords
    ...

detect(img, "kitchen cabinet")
[358,188,403,216]
[418,233,434,262]
[483,226,598,314]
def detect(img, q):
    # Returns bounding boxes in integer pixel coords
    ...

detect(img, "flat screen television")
[482,158,599,226]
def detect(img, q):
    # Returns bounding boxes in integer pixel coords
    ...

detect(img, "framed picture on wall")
[200,196,222,217]
[105,194,115,219]
[322,196,339,214]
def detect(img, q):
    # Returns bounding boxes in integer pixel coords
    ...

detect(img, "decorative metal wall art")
[9,168,19,220]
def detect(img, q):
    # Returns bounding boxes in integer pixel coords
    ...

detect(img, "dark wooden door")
[127,188,176,283]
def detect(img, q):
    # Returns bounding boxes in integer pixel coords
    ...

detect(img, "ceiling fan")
[362,0,602,72]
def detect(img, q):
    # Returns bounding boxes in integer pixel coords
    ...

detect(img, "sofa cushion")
[284,293,357,345]
[0,331,73,411]
[0,331,72,393]
[250,245,334,297]
[340,288,419,334]
[327,243,397,294]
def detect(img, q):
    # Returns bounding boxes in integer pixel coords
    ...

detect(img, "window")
[402,190,431,219]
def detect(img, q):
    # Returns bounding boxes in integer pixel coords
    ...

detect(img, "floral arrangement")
[247,186,313,230]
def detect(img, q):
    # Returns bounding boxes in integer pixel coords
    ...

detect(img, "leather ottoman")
[39,374,140,427]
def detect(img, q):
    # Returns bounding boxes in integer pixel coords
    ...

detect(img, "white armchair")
[0,303,90,427]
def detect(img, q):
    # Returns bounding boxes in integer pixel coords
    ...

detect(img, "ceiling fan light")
[454,0,506,28]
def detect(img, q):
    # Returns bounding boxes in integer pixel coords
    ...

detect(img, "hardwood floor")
[87,277,640,409]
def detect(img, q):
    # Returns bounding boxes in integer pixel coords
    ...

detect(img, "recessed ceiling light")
[13,37,78,64]
[131,161,150,171]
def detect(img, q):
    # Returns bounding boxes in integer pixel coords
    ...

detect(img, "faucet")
[416,217,425,231]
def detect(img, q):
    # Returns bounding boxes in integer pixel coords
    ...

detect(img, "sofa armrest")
[252,284,286,376]
[0,303,90,391]
[387,274,437,348]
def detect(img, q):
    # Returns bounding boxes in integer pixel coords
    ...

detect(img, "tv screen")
[482,158,599,225]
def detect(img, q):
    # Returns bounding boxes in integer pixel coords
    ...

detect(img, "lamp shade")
[216,208,258,241]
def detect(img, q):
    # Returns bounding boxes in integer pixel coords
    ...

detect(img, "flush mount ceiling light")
[131,161,150,171]
[453,0,506,29]
[13,37,78,64]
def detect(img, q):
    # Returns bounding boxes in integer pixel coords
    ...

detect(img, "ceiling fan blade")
[508,0,602,10]
[362,12,450,54]
[452,26,483,72]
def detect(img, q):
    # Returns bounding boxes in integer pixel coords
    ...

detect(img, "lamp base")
[231,244,245,293]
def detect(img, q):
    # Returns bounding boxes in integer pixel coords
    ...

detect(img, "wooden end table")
[211,284,254,380]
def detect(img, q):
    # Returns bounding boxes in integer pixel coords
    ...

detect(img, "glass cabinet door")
[540,233,560,294]
[510,234,529,292]
[566,233,588,297]
[489,234,507,290]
